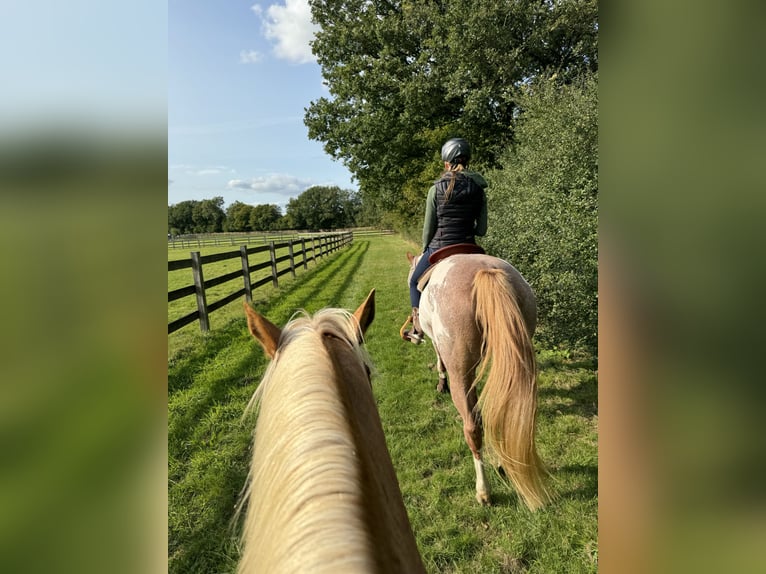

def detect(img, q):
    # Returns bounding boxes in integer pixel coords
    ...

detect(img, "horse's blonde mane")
[237,309,375,574]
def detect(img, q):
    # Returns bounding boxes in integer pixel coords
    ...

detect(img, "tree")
[249,204,282,231]
[225,201,254,232]
[191,196,226,233]
[285,186,358,230]
[168,200,196,234]
[306,0,598,225]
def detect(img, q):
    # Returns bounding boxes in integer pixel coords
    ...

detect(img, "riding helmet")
[441,137,471,164]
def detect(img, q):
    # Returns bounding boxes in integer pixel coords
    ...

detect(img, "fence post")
[301,238,308,269]
[269,241,279,287]
[311,237,317,263]
[288,241,296,278]
[240,245,253,303]
[191,251,210,332]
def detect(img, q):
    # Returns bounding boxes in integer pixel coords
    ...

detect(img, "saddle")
[417,243,485,292]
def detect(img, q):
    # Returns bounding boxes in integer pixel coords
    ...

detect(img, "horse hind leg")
[449,377,490,505]
[433,345,449,394]
[473,457,490,506]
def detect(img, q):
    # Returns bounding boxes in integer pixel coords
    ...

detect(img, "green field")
[168,234,598,573]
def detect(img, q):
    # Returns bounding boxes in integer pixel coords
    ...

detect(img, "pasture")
[168,234,597,573]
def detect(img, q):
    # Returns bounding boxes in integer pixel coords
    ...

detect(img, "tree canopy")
[305,0,598,224]
[285,185,360,230]
[168,197,226,234]
[168,187,359,235]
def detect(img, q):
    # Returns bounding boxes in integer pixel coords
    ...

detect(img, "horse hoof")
[476,492,491,506]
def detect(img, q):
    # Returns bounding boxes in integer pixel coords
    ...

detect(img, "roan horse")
[407,252,553,510]
[238,290,426,574]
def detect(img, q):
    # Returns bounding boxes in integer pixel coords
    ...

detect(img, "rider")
[402,137,488,344]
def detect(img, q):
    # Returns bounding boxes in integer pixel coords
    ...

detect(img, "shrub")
[483,73,598,353]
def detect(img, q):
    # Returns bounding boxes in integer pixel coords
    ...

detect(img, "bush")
[483,73,598,353]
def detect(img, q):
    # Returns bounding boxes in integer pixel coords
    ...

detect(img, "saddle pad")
[417,265,437,292]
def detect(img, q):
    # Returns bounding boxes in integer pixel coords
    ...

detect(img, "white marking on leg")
[474,456,490,505]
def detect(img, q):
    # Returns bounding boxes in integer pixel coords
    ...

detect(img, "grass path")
[168,235,597,573]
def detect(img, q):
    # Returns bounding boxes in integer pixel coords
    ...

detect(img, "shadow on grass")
[537,373,598,418]
[168,240,370,395]
[168,240,373,574]
[169,241,373,470]
[168,318,258,395]
[555,463,598,501]
[262,239,371,319]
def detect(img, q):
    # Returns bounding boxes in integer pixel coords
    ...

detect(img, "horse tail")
[472,268,552,511]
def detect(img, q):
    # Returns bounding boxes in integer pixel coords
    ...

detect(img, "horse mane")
[237,309,376,574]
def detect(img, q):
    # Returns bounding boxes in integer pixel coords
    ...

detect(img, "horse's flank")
[238,309,424,574]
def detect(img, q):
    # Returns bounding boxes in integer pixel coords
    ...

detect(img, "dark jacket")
[423,171,487,250]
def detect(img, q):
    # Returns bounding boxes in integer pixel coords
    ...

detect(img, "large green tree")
[286,186,359,230]
[249,204,282,231]
[168,200,195,235]
[168,198,226,234]
[224,201,254,232]
[191,196,226,233]
[305,0,598,224]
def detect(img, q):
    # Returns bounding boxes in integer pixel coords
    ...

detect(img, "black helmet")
[441,137,471,164]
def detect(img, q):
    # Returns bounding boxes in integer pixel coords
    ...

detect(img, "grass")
[168,234,598,573]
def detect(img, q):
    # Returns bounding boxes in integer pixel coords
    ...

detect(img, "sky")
[0,1,165,131]
[169,0,356,211]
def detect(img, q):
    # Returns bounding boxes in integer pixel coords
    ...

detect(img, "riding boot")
[401,307,423,344]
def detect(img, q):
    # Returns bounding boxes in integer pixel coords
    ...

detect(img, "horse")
[237,290,426,574]
[406,252,553,510]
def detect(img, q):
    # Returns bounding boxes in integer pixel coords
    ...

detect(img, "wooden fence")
[168,227,393,249]
[168,231,353,334]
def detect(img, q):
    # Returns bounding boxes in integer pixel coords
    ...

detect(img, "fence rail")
[168,231,353,334]
[168,227,392,249]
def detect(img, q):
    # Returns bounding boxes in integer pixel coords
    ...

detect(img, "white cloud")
[239,49,263,64]
[194,168,230,176]
[253,0,318,64]
[228,173,313,196]
[168,164,235,176]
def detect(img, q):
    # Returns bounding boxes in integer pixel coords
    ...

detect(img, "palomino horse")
[238,290,425,574]
[407,252,552,510]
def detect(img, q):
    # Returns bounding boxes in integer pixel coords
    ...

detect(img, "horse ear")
[406,252,415,263]
[353,289,375,337]
[243,300,282,358]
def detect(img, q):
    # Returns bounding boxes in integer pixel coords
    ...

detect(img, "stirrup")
[400,316,423,344]
[399,315,413,340]
[403,329,423,344]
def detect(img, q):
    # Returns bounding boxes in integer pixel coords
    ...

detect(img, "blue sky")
[169,0,356,210]
[1,1,165,131]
